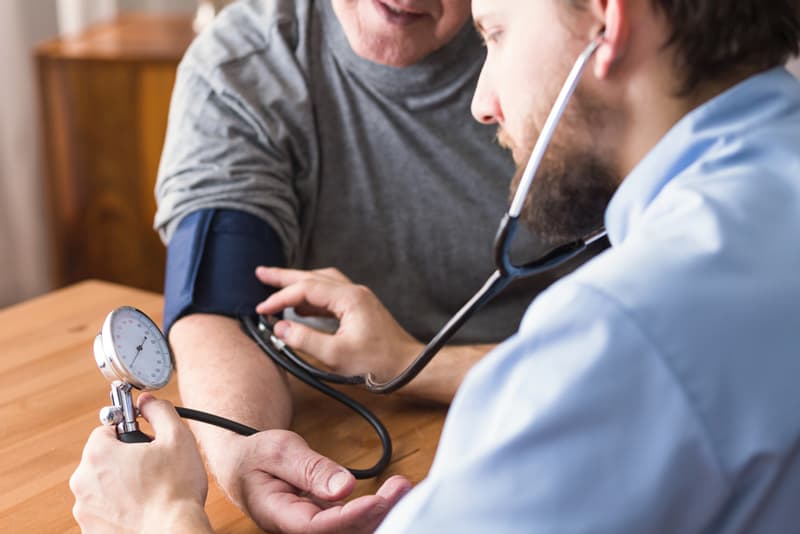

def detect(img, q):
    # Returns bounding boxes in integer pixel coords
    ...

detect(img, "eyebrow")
[472,10,498,38]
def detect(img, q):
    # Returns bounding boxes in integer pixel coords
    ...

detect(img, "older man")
[72,0,800,532]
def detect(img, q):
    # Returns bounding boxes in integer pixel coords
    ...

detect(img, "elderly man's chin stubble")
[496,124,618,246]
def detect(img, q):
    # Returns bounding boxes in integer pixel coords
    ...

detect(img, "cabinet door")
[39,57,178,293]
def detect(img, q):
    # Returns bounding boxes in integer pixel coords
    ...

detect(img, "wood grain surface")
[0,281,446,533]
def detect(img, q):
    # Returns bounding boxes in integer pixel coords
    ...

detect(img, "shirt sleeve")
[153,39,314,265]
[378,282,728,533]
[162,208,286,334]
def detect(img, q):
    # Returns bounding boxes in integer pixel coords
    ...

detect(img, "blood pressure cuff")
[163,208,287,334]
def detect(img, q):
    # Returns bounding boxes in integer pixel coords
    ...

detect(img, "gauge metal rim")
[99,306,174,391]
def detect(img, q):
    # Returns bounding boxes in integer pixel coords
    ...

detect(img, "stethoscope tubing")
[165,317,392,479]
[240,315,392,479]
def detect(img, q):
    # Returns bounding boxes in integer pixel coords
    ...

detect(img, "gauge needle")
[130,335,148,368]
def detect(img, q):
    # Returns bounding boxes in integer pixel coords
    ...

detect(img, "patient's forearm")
[168,314,293,480]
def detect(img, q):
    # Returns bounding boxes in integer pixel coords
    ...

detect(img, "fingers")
[376,475,414,504]
[255,266,363,317]
[137,394,184,442]
[237,433,413,534]
[247,476,411,534]
[255,266,350,289]
[307,495,391,533]
[76,426,120,469]
[250,482,337,534]
[311,267,351,283]
[70,426,122,498]
[251,430,355,501]
[270,320,337,362]
[306,477,413,533]
[256,278,352,319]
[88,423,118,444]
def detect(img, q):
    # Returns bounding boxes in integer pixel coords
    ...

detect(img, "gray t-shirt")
[155,0,577,343]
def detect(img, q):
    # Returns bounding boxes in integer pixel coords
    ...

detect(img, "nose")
[471,64,503,125]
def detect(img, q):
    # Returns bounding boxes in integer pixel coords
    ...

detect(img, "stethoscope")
[93,34,607,479]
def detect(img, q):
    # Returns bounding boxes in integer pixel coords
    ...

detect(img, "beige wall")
[57,0,195,35]
[118,0,195,13]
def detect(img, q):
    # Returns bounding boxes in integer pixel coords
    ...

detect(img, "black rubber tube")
[229,315,393,479]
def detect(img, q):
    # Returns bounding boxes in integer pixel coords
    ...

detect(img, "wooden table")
[0,281,447,532]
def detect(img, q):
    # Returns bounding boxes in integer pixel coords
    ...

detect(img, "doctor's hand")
[69,394,213,533]
[255,266,423,383]
[217,429,412,533]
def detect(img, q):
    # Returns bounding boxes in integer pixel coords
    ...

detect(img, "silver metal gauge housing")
[94,306,174,390]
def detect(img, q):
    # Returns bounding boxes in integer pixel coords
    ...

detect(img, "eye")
[482,28,504,46]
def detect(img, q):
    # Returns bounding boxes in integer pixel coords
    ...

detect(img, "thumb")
[257,430,355,500]
[137,393,183,441]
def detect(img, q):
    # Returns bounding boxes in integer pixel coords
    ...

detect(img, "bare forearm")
[398,343,496,404]
[169,314,292,476]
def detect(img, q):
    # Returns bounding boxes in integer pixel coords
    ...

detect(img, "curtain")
[56,0,117,35]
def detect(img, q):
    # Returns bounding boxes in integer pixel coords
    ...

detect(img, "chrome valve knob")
[99,405,124,427]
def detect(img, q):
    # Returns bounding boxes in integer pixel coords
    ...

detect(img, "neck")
[617,66,764,178]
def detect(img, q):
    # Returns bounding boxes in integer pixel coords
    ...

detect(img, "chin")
[352,35,428,67]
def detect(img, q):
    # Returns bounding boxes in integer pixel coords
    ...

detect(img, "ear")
[586,0,629,79]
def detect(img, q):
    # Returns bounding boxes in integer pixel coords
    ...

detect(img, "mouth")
[497,127,526,165]
[372,0,427,26]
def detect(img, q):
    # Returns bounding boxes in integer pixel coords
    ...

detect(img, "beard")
[498,92,620,246]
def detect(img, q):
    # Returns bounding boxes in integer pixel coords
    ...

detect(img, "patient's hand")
[222,428,412,533]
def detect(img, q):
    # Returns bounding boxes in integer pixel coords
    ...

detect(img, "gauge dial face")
[100,307,173,390]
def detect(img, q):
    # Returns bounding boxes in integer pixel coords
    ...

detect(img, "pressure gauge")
[94,306,173,391]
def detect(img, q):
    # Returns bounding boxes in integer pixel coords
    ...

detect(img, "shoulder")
[180,0,314,82]
[553,170,800,470]
[464,280,674,415]
[399,280,727,532]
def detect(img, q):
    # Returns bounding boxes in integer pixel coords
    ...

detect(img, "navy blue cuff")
[163,209,287,334]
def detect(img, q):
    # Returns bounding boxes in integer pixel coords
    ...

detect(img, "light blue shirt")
[379,68,800,533]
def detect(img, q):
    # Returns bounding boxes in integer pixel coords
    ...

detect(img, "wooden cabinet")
[37,14,195,293]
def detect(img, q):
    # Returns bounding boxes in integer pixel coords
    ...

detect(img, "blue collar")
[605,67,800,245]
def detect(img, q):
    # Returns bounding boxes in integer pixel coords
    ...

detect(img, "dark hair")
[652,1,800,94]
[568,1,800,94]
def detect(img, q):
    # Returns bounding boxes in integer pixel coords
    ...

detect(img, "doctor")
[71,0,800,532]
